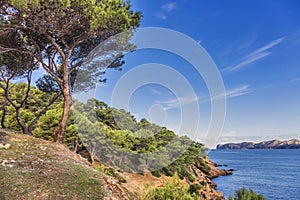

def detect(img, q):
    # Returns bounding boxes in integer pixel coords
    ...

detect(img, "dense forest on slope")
[0,82,210,182]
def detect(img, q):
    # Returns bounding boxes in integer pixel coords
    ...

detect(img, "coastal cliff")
[217,139,300,150]
[122,156,232,200]
[187,156,232,200]
[197,157,232,199]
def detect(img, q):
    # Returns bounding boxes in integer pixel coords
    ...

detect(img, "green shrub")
[141,172,198,200]
[151,170,161,178]
[228,188,266,200]
[103,168,127,183]
[199,159,210,174]
[185,171,196,182]
[94,164,105,172]
[189,184,202,195]
[199,181,207,186]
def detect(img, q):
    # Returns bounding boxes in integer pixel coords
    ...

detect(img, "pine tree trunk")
[1,99,7,128]
[20,124,31,136]
[16,108,31,135]
[54,61,70,144]
[54,88,70,144]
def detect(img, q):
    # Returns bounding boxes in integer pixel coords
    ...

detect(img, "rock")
[1,158,16,167]
[1,159,8,166]
[188,156,232,200]
[0,143,11,149]
[203,157,233,178]
[40,146,47,151]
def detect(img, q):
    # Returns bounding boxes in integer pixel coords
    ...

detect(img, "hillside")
[0,83,232,199]
[1,129,231,199]
[0,129,135,199]
[217,139,300,150]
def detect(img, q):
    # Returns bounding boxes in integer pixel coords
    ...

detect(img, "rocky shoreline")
[188,156,232,200]
[121,156,233,200]
[205,157,233,178]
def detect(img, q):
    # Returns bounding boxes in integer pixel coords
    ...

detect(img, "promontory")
[217,139,300,150]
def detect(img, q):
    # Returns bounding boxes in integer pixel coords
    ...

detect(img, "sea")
[208,149,300,200]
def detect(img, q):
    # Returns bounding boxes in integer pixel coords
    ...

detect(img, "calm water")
[208,149,300,200]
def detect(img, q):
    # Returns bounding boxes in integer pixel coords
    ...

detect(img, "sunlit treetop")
[8,0,141,31]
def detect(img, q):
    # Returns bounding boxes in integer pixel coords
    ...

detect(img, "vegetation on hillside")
[0,82,211,198]
[141,172,200,200]
[228,188,266,200]
[0,82,209,182]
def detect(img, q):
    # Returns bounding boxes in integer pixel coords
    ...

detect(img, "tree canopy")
[0,82,209,180]
[0,0,141,142]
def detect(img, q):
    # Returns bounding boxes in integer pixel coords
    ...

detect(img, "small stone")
[0,143,11,149]
[1,159,8,166]
[1,158,16,167]
[40,146,47,151]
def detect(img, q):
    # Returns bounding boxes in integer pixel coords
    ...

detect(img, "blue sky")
[90,0,300,146]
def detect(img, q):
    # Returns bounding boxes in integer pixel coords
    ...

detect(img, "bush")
[189,184,202,195]
[141,172,198,200]
[199,181,207,186]
[228,188,266,200]
[151,170,161,178]
[103,168,127,183]
[93,164,105,172]
[178,169,196,182]
[199,159,210,174]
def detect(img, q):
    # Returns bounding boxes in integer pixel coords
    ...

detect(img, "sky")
[79,0,300,147]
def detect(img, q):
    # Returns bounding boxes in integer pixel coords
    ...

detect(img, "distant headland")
[217,139,300,150]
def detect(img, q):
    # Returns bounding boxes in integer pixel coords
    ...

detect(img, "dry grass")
[0,129,112,199]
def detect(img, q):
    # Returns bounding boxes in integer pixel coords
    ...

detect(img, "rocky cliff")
[122,157,232,200]
[217,139,300,150]
[186,156,232,200]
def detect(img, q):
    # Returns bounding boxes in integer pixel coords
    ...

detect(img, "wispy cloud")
[155,2,177,20]
[161,2,177,12]
[225,85,251,98]
[149,88,162,95]
[224,37,285,72]
[156,94,199,110]
[247,37,284,58]
[286,28,300,44]
[213,85,251,100]
[156,85,250,110]
[290,77,300,83]
[225,52,271,72]
[155,13,167,20]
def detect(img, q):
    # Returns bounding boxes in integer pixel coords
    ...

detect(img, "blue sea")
[208,149,300,200]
